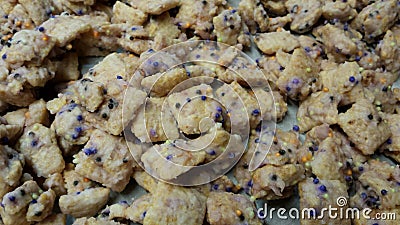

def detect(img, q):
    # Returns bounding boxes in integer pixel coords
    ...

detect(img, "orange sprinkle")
[273,136,278,143]
[358,51,363,57]
[42,34,49,41]
[83,178,90,182]
[185,22,191,28]
[380,78,387,84]
[323,87,329,92]
[93,30,99,38]
[316,50,321,56]
[367,57,373,63]
[7,34,12,39]
[346,170,352,176]
[376,15,382,20]
[228,6,233,10]
[25,111,31,119]
[227,113,231,117]
[15,21,22,26]
[1,36,8,41]
[24,22,31,28]
[270,56,276,60]
[301,156,308,162]
[276,27,282,32]
[269,18,273,21]
[275,152,281,157]
[306,153,312,160]
[236,209,242,216]
[328,131,333,137]
[129,54,134,58]
[66,44,73,50]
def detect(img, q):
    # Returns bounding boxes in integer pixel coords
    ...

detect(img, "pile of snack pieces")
[0,0,400,224]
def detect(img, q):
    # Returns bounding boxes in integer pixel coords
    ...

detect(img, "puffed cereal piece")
[131,97,179,143]
[143,182,207,225]
[36,214,66,225]
[126,194,152,224]
[322,0,357,21]
[254,30,300,55]
[297,91,341,132]
[98,201,130,221]
[129,0,180,15]
[26,189,56,222]
[276,48,319,101]
[261,0,287,16]
[0,145,24,199]
[0,30,55,66]
[40,15,91,47]
[66,78,105,112]
[252,164,305,199]
[53,52,80,82]
[338,99,391,155]
[141,67,188,97]
[254,89,288,122]
[141,142,206,180]
[16,123,65,178]
[206,192,261,225]
[351,0,400,43]
[350,160,400,209]
[380,113,400,152]
[167,84,223,134]
[132,171,158,193]
[73,129,134,192]
[299,178,350,225]
[267,15,293,32]
[1,180,41,215]
[213,9,249,46]
[319,61,363,106]
[43,173,66,196]
[376,30,400,73]
[0,117,22,144]
[63,168,96,194]
[285,0,322,33]
[146,12,181,50]
[239,0,269,33]
[25,99,49,127]
[19,0,52,26]
[59,187,110,218]
[111,1,147,26]
[73,217,122,225]
[3,108,26,130]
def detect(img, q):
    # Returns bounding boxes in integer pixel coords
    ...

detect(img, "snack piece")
[141,67,188,97]
[285,0,322,33]
[213,9,250,46]
[143,182,207,225]
[376,30,400,73]
[111,1,147,26]
[16,123,65,178]
[299,178,350,225]
[0,145,24,199]
[206,192,261,225]
[19,0,52,26]
[276,48,319,101]
[380,113,400,152]
[25,99,49,127]
[132,171,158,193]
[26,189,56,222]
[43,173,66,196]
[145,12,181,50]
[351,0,400,43]
[321,0,357,21]
[64,78,105,113]
[63,169,96,195]
[98,201,130,221]
[132,96,180,143]
[238,0,269,33]
[0,116,23,144]
[73,129,135,192]
[59,187,110,218]
[254,89,287,122]
[129,0,180,15]
[254,31,299,55]
[35,214,66,225]
[40,15,91,47]
[251,164,305,199]
[297,91,341,132]
[338,99,391,155]
[350,160,400,210]
[126,194,152,224]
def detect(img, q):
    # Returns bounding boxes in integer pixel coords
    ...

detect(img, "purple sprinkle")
[361,192,367,199]
[304,47,311,52]
[228,152,235,158]
[186,98,191,102]
[8,196,15,201]
[215,113,220,119]
[186,71,191,76]
[148,49,154,53]
[247,180,253,187]
[31,199,37,204]
[313,178,319,184]
[387,138,392,144]
[153,62,159,67]
[166,154,173,160]
[349,76,356,82]
[212,184,219,190]
[208,150,216,155]
[358,166,364,172]
[255,59,259,64]
[31,140,38,147]
[231,9,237,13]
[319,185,327,192]
[149,128,156,136]
[196,54,200,59]
[255,138,260,143]
[344,23,349,31]
[77,9,83,15]
[38,27,45,32]
[293,125,300,132]
[0,203,4,208]
[120,200,128,204]
[226,187,232,192]
[2,54,6,60]
[141,211,147,218]
[77,115,83,121]
[3,15,8,19]
[381,189,388,195]
[252,109,260,116]
[286,86,291,92]
[131,27,137,31]
[279,66,284,71]
[75,126,82,133]
[84,147,97,156]
[216,106,222,112]
[76,192,80,195]
[345,176,352,181]
[292,78,300,84]
[116,75,123,79]
[72,133,79,139]
[355,56,361,62]
[201,96,206,101]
